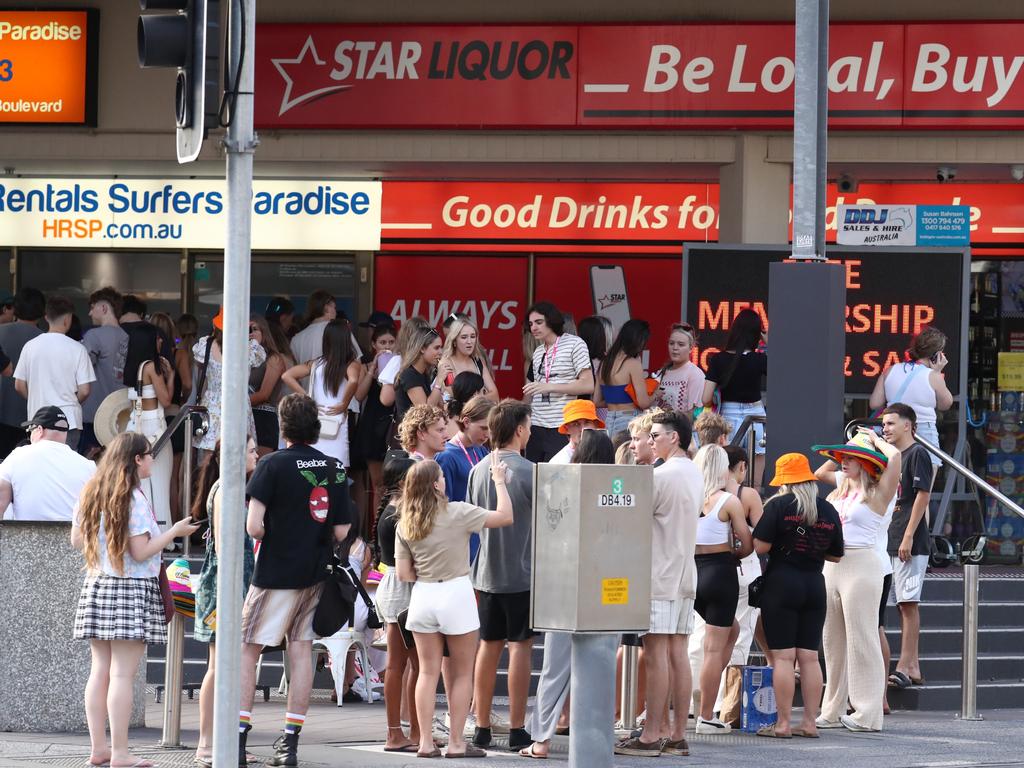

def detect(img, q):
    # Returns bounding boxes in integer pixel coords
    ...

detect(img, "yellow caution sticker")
[601,577,629,605]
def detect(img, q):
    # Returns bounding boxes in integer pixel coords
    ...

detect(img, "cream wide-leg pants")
[820,547,885,731]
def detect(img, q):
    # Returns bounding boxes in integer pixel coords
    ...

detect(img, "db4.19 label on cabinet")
[598,493,635,507]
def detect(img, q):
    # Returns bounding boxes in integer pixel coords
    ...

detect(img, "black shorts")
[694,552,739,628]
[525,426,568,463]
[759,562,827,651]
[252,409,279,450]
[879,573,892,628]
[477,590,534,643]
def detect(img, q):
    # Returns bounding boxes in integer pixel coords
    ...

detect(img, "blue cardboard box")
[741,666,777,733]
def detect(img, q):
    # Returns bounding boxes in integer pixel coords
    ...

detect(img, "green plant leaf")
[300,470,319,487]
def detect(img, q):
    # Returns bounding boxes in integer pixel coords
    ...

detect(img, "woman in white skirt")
[813,429,900,733]
[282,319,361,468]
[124,324,175,529]
[72,432,199,768]
[395,458,513,759]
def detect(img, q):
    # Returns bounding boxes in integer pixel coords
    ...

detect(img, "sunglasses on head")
[672,323,694,333]
[425,328,440,339]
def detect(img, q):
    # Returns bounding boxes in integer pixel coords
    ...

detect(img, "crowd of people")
[0,284,951,765]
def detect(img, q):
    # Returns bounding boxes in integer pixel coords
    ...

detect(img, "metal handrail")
[729,414,766,488]
[152,404,209,458]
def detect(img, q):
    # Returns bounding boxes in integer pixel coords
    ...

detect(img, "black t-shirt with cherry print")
[246,443,353,589]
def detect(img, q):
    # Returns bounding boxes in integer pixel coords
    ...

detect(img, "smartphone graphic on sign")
[590,265,631,335]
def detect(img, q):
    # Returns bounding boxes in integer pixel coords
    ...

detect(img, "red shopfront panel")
[532,256,684,374]
[374,254,529,397]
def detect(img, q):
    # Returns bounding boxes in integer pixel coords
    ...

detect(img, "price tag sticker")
[598,493,635,507]
[602,578,629,605]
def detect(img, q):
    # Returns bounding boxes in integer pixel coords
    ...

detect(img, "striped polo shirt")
[529,333,592,429]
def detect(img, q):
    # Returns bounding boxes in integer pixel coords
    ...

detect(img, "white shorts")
[891,554,928,603]
[648,598,695,636]
[406,576,480,636]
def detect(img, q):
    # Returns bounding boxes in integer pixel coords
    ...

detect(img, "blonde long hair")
[770,480,819,526]
[441,316,494,377]
[78,432,151,574]
[827,461,880,507]
[694,444,729,503]
[397,460,447,542]
[400,325,441,371]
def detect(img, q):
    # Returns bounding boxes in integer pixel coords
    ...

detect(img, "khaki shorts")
[241,583,324,646]
[648,597,695,636]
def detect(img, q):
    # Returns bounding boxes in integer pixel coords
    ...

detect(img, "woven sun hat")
[558,399,606,434]
[811,431,888,479]
[769,453,819,486]
[93,388,133,447]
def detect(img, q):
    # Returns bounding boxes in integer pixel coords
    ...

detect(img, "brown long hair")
[78,432,151,575]
[397,460,447,542]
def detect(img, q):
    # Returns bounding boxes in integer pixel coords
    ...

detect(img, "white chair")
[313,629,375,707]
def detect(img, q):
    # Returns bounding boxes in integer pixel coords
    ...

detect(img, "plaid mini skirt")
[73,574,168,645]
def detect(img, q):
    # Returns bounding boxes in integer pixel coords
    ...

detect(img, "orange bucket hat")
[212,306,224,330]
[770,453,819,486]
[558,399,606,434]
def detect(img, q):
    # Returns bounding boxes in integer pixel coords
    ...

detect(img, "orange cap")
[558,399,606,434]
[770,453,819,486]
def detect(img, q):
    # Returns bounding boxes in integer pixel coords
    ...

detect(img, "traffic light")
[138,0,220,163]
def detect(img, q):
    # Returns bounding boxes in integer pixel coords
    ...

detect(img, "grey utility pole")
[791,0,829,261]
[212,0,256,766]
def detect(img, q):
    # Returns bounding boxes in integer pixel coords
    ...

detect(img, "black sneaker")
[472,726,492,748]
[342,689,363,704]
[508,728,532,751]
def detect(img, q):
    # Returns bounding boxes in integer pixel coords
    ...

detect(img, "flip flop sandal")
[910,675,926,686]
[417,748,442,758]
[445,744,487,758]
[757,725,792,739]
[888,671,912,689]
[384,744,419,753]
[519,745,548,760]
[793,729,820,738]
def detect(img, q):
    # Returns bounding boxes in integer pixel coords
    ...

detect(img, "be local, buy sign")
[255,21,1024,129]
[0,179,382,250]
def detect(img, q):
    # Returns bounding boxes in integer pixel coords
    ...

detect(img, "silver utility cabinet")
[531,463,653,633]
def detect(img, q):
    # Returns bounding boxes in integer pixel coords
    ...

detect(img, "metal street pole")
[791,0,829,261]
[212,0,256,765]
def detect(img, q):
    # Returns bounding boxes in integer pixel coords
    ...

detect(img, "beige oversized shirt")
[395,501,488,582]
[650,455,702,601]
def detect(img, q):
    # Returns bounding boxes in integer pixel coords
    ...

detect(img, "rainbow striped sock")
[239,711,252,734]
[284,712,306,734]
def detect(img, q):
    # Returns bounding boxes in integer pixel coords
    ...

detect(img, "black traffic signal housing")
[138,0,220,163]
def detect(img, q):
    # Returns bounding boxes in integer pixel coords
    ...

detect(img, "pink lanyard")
[543,337,559,382]
[453,435,478,466]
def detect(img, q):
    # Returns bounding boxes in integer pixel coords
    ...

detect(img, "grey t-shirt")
[81,325,129,422]
[469,450,534,594]
[0,322,42,427]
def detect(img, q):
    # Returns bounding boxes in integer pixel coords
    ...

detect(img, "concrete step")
[919,573,1023,602]
[884,600,1024,628]
[887,654,1024,684]
[886,625,1024,655]
[887,680,1024,711]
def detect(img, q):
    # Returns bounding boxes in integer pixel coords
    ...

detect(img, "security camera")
[937,166,957,183]
[837,174,858,193]
[1012,166,1024,182]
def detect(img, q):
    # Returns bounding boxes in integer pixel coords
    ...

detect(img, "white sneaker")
[695,716,732,735]
[489,712,511,735]
[840,714,879,733]
[815,716,844,729]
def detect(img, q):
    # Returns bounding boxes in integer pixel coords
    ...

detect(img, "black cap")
[22,405,70,432]
[0,293,13,307]
[360,310,395,329]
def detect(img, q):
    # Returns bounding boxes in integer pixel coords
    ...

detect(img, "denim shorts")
[604,408,640,439]
[915,420,942,466]
[720,401,766,455]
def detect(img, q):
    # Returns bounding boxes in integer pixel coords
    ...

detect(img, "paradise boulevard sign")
[0,179,382,250]
[255,22,1024,129]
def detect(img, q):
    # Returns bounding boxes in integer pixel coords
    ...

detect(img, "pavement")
[0,688,1021,768]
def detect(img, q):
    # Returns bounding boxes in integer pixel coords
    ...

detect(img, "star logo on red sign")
[271,36,351,116]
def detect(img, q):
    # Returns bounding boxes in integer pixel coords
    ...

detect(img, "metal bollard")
[159,417,195,747]
[959,564,983,720]
[619,645,639,730]
[746,426,758,488]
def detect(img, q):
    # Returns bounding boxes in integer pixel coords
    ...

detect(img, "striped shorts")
[241,583,323,646]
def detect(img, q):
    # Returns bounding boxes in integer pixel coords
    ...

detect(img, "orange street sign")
[0,10,97,125]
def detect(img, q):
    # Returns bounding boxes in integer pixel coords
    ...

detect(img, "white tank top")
[696,492,732,546]
[884,362,936,424]
[832,491,895,549]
